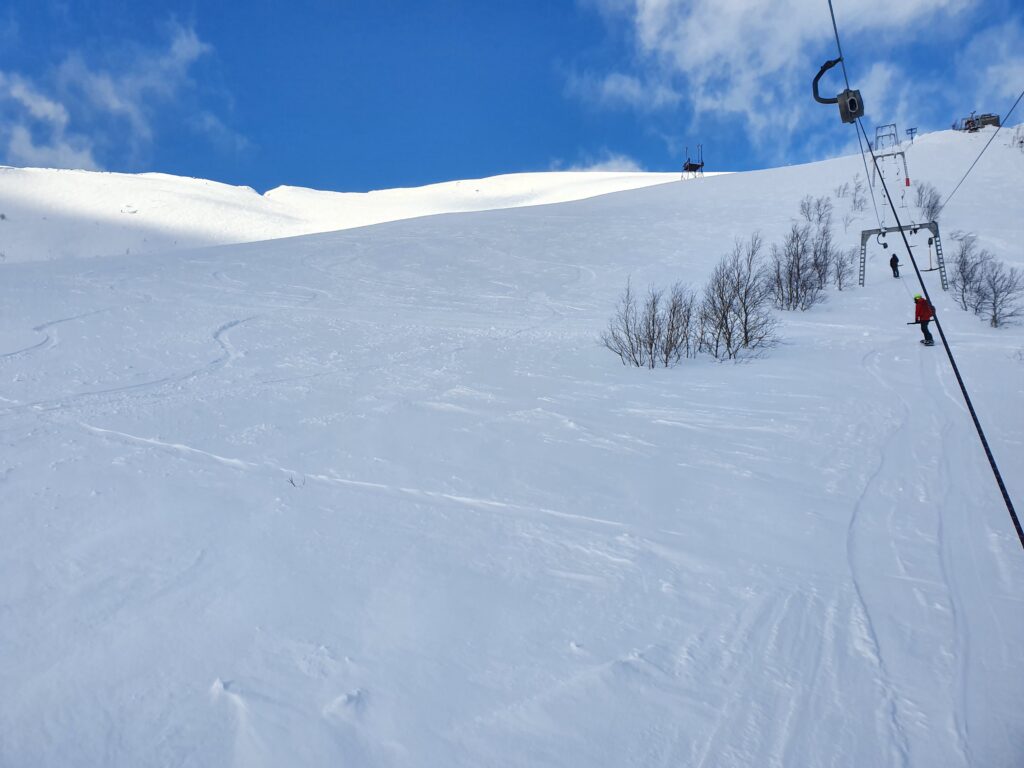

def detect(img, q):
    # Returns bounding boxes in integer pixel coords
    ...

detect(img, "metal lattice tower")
[859,221,948,290]
[874,123,899,151]
[870,148,909,190]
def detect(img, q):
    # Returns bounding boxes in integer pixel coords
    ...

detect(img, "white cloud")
[0,71,97,169]
[567,70,681,110]
[6,124,98,169]
[190,111,251,153]
[858,62,907,130]
[850,21,1024,141]
[0,23,232,170]
[561,149,647,172]
[56,23,211,148]
[1,72,70,129]
[573,0,979,155]
[956,21,1024,107]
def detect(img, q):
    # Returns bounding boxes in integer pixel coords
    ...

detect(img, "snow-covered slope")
[0,166,679,263]
[1,130,1022,767]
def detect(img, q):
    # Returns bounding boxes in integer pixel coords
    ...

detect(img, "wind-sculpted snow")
[0,166,679,263]
[1,130,1022,766]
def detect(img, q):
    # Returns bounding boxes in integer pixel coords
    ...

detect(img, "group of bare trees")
[767,196,854,311]
[834,174,867,213]
[603,195,863,367]
[600,280,697,368]
[948,234,1023,327]
[699,235,778,360]
[601,182,1024,369]
[602,236,779,366]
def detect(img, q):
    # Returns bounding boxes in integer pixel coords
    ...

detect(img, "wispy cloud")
[572,0,1010,162]
[0,22,240,170]
[552,148,647,172]
[566,70,681,111]
[190,111,251,154]
[6,124,97,169]
[956,20,1024,108]
[55,24,210,146]
[0,70,98,169]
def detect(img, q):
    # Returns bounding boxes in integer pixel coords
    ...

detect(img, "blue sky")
[1,1,1021,192]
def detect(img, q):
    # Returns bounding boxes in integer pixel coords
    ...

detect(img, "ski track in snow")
[0,309,108,362]
[853,347,915,766]
[0,317,252,416]
[851,328,1013,766]
[0,333,52,361]
[934,406,973,767]
[73,420,633,533]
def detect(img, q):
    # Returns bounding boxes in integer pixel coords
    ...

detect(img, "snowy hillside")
[1,129,1023,767]
[0,167,679,263]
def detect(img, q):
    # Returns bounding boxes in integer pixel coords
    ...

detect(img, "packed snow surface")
[1,130,1022,767]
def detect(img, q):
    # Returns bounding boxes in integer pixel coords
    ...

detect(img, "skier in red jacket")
[914,294,934,345]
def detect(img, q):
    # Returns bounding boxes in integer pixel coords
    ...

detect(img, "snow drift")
[0,167,679,263]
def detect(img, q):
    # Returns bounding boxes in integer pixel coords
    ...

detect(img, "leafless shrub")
[800,195,833,228]
[832,248,855,290]
[604,237,779,367]
[729,234,777,350]
[602,278,644,367]
[699,235,777,360]
[948,235,1024,327]
[811,230,835,290]
[915,182,942,222]
[602,279,697,368]
[813,224,835,290]
[661,282,698,366]
[834,181,850,199]
[698,259,742,360]
[1010,125,1024,153]
[851,174,867,212]
[798,195,841,290]
[638,286,665,368]
[768,223,824,311]
[980,260,1024,327]
[948,235,993,314]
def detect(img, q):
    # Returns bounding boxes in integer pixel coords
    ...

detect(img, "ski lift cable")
[897,249,916,299]
[826,0,884,231]
[826,0,852,91]
[824,0,1023,551]
[937,87,1024,219]
[855,110,885,230]
[857,119,1024,553]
